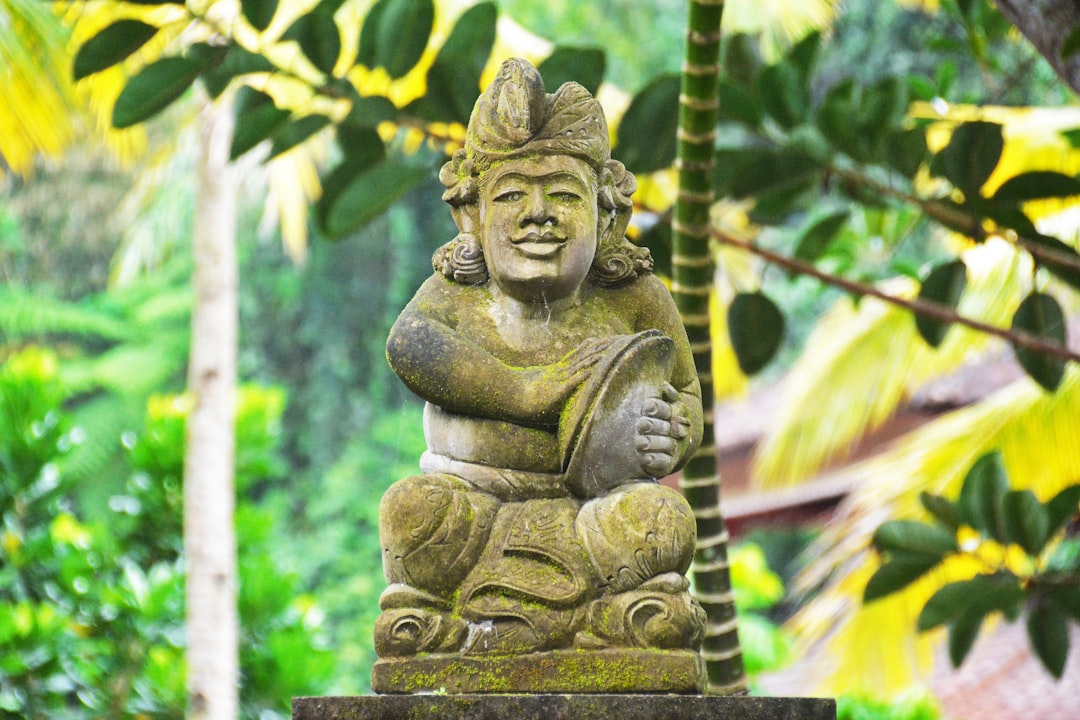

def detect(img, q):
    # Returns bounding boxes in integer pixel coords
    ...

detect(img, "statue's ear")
[451,203,481,235]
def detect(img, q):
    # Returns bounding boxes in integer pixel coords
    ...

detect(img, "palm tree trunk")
[674,0,748,696]
[183,92,239,720]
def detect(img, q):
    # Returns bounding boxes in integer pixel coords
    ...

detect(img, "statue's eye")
[494,190,525,203]
[549,191,581,202]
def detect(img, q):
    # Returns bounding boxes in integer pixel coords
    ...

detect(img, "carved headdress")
[435,58,651,287]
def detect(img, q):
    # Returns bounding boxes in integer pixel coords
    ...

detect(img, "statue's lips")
[511,232,566,259]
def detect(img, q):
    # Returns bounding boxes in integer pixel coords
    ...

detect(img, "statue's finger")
[661,383,679,403]
[635,434,676,455]
[642,398,672,420]
[636,417,671,436]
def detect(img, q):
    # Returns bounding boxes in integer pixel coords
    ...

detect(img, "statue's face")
[478,155,599,304]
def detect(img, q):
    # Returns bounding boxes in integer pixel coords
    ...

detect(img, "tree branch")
[713,231,1080,365]
[993,0,1080,96]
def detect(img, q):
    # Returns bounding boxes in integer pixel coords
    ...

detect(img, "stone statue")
[373,57,707,693]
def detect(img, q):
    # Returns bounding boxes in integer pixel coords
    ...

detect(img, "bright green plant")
[0,348,332,718]
[865,450,1080,678]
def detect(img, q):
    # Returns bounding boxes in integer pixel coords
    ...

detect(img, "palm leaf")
[753,239,1029,488]
[786,367,1080,694]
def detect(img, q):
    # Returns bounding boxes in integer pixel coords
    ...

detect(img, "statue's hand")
[635,383,691,479]
[519,338,611,423]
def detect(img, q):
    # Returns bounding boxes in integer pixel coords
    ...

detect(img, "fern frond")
[0,287,130,344]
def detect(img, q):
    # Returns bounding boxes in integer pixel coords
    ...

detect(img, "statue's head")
[435,58,651,301]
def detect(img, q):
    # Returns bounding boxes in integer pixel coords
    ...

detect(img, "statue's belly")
[423,403,561,473]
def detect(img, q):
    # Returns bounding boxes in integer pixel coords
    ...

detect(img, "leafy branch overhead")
[864,450,1080,678]
[670,29,1080,391]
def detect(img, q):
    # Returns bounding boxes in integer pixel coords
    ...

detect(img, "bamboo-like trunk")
[184,93,239,720]
[674,0,747,696]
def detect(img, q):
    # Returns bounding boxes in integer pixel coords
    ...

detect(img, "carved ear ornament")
[433,233,488,286]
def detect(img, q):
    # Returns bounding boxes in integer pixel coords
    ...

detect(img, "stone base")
[370,649,705,694]
[292,694,837,720]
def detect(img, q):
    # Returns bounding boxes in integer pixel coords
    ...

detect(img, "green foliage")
[728,543,794,680]
[358,0,434,80]
[727,292,785,375]
[613,73,680,174]
[701,21,1078,385]
[914,260,967,348]
[0,348,332,718]
[72,19,158,81]
[1010,293,1067,391]
[865,450,1080,677]
[836,692,941,720]
[537,46,605,95]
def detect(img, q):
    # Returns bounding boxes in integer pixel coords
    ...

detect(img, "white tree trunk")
[184,92,239,720]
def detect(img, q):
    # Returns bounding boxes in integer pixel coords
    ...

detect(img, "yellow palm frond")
[754,238,1030,487]
[723,0,840,60]
[786,367,1080,695]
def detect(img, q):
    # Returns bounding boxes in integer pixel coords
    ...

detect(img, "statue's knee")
[576,483,696,594]
[380,474,498,595]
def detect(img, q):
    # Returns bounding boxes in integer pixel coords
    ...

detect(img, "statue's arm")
[629,276,705,474]
[386,276,588,426]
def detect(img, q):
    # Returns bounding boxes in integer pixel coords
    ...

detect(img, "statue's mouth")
[512,231,566,259]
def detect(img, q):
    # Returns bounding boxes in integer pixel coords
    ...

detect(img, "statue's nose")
[520,187,555,227]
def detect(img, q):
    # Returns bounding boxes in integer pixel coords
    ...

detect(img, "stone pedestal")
[372,649,705,694]
[292,694,837,720]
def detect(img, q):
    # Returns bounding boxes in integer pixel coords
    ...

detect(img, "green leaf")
[920,491,961,531]
[414,2,496,123]
[284,6,341,76]
[1046,484,1080,536]
[317,160,429,237]
[919,575,1023,631]
[816,80,865,160]
[1010,292,1067,392]
[957,451,1009,539]
[915,259,967,348]
[201,45,275,98]
[717,80,762,128]
[112,57,201,129]
[317,144,387,214]
[918,580,975,630]
[613,74,680,174]
[758,61,806,130]
[339,126,390,166]
[992,171,1080,203]
[342,95,398,129]
[538,47,605,95]
[358,0,434,79]
[722,33,762,89]
[787,30,820,84]
[727,292,785,375]
[793,209,848,264]
[884,126,929,179]
[1061,25,1080,60]
[1022,233,1080,291]
[863,557,940,603]
[1002,489,1051,555]
[863,76,907,131]
[73,20,159,80]
[269,115,331,159]
[241,0,278,32]
[873,519,958,558]
[715,146,820,200]
[230,88,290,160]
[1027,602,1069,678]
[938,121,1003,199]
[948,615,983,667]
[1046,585,1080,622]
